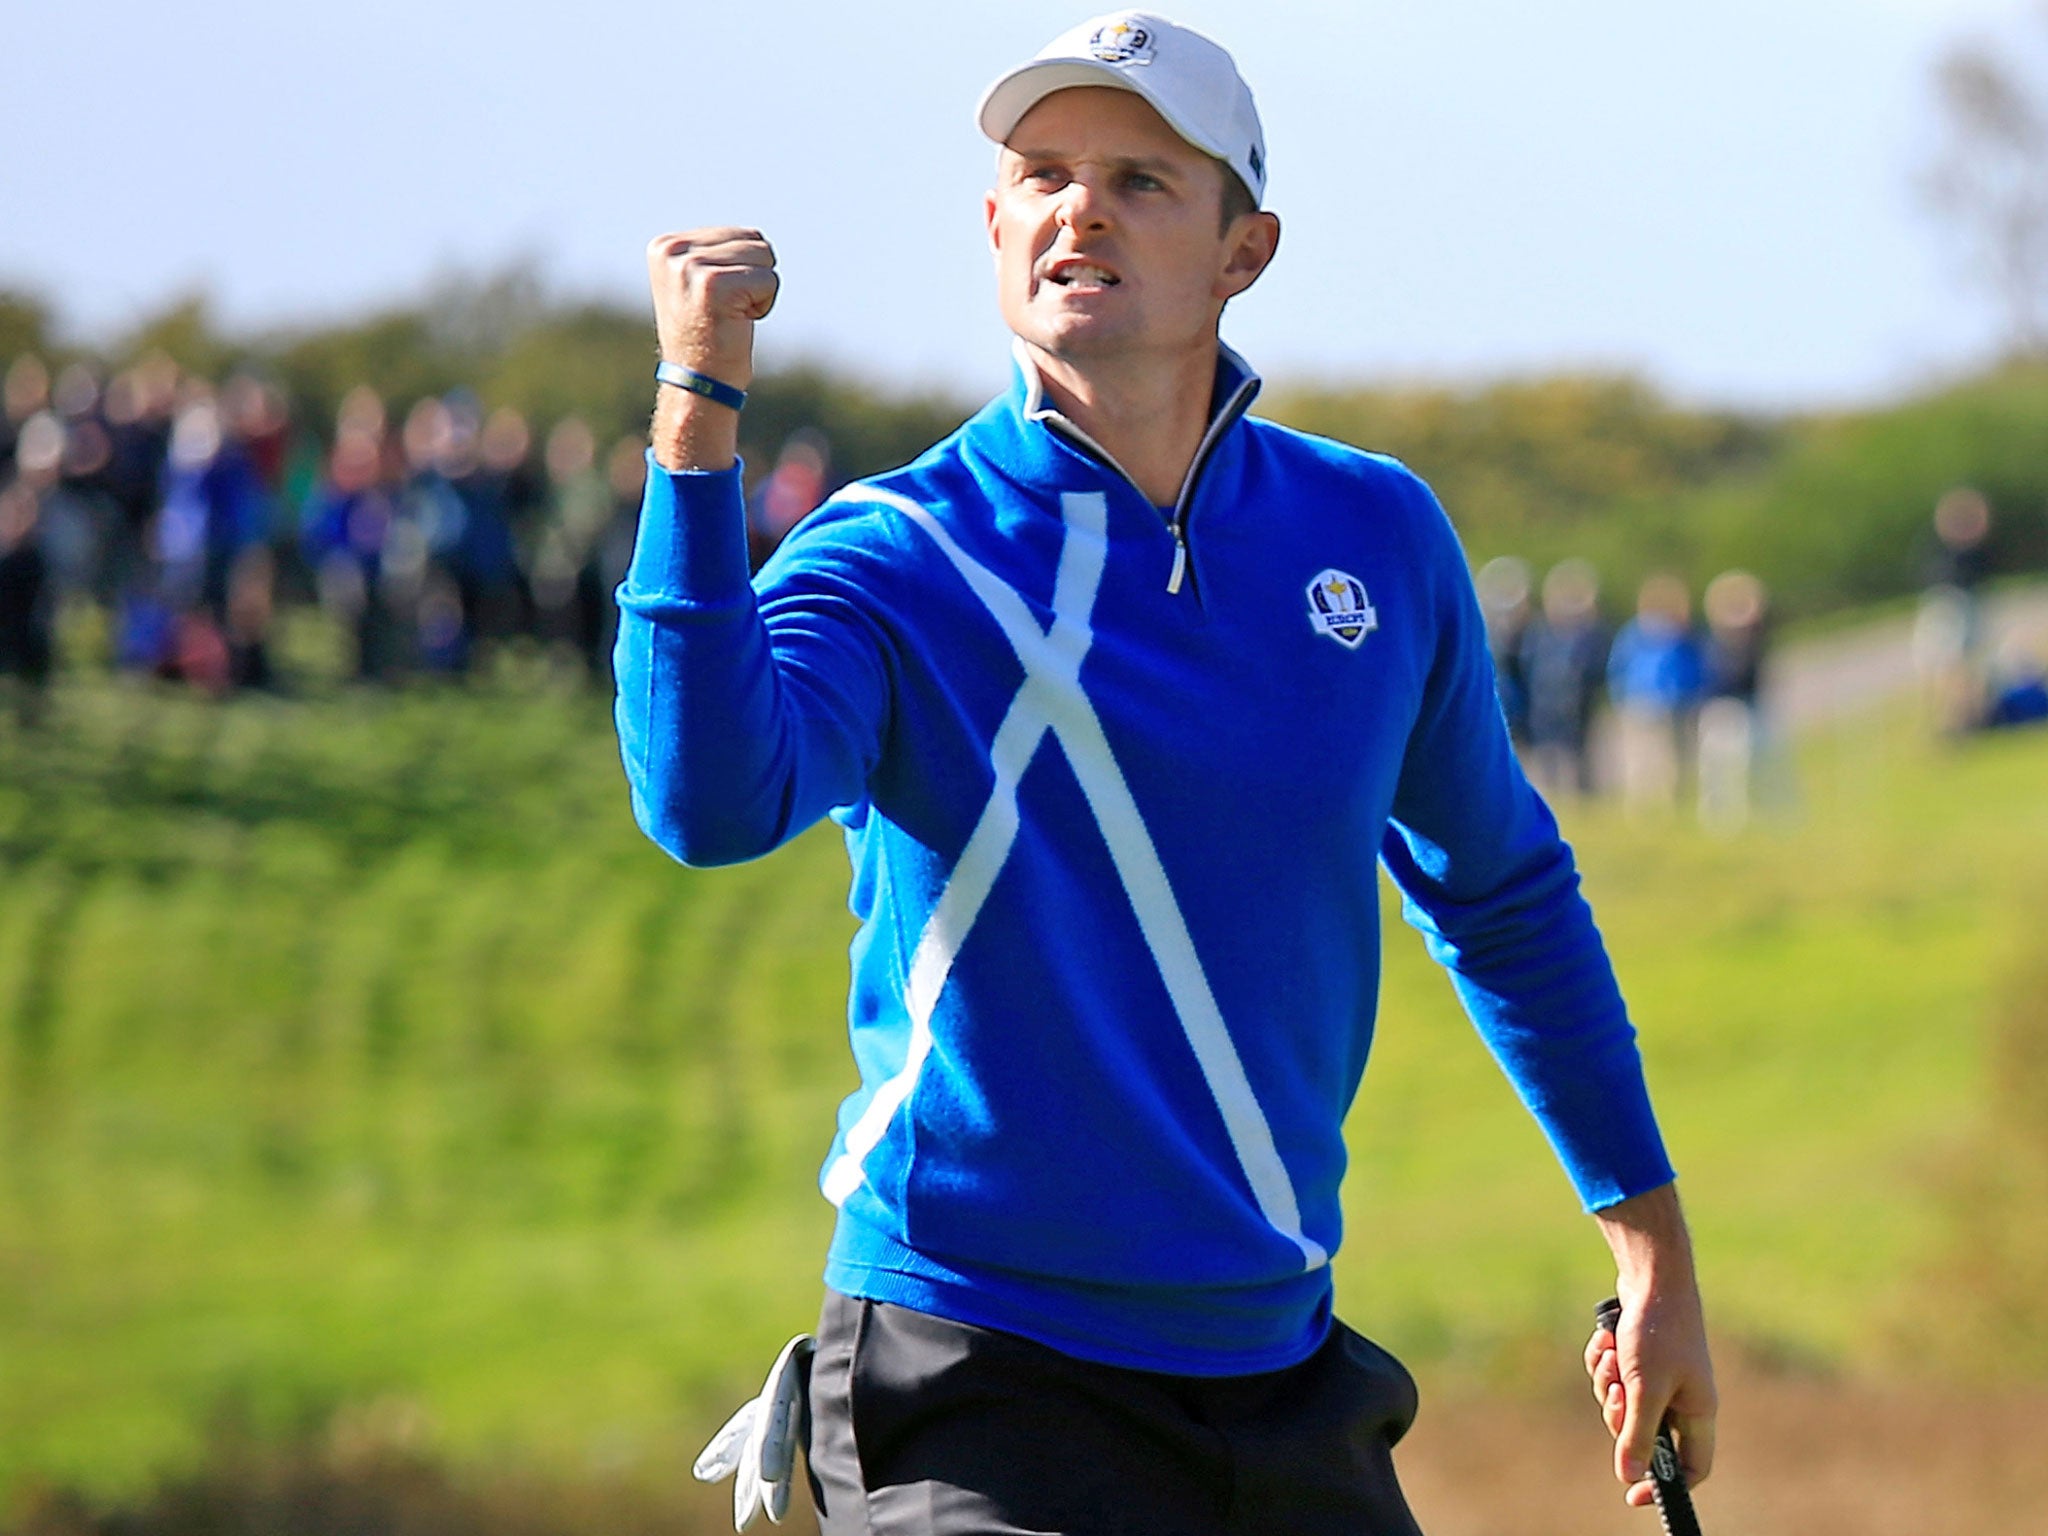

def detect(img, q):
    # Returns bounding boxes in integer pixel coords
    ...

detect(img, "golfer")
[618,12,1714,1533]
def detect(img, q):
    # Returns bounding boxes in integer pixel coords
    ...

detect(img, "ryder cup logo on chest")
[1088,19,1155,64]
[1307,569,1378,649]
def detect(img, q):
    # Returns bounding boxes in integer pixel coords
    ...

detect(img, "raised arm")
[614,230,889,866]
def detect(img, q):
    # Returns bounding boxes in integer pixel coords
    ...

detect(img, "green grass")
[1340,712,2046,1378]
[0,669,859,1501]
[2,657,2044,1506]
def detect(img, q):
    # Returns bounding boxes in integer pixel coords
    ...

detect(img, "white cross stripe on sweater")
[817,488,1326,1273]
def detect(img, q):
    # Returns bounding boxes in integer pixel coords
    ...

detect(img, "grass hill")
[2,640,2046,1516]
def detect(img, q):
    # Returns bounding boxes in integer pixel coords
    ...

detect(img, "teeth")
[1056,265,1117,285]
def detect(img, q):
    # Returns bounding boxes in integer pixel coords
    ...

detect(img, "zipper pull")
[1167,530,1188,594]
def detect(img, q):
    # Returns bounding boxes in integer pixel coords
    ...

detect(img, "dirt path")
[1766,584,2048,733]
[1397,1360,2048,1536]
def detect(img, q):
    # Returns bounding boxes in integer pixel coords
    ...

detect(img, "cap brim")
[975,58,1231,165]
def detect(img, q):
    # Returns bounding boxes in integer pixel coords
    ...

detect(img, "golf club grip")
[1594,1298,1704,1536]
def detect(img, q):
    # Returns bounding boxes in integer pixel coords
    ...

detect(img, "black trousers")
[805,1291,1425,1536]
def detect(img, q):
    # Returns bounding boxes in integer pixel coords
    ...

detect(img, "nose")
[1054,174,1110,233]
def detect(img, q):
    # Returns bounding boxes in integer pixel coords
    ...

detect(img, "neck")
[1024,340,1219,507]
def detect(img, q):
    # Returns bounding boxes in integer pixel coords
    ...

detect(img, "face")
[985,86,1276,368]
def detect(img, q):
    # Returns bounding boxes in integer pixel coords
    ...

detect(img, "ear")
[1216,211,1281,301]
[984,188,1001,257]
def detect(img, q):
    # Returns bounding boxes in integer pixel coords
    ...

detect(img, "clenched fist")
[646,228,779,390]
[645,228,778,471]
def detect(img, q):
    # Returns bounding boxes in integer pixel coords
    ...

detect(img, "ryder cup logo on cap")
[1087,18,1156,64]
[976,11,1269,204]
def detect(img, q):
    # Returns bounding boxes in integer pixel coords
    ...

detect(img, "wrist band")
[655,360,748,412]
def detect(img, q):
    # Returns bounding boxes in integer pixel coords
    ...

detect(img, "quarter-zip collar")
[1005,337,1262,593]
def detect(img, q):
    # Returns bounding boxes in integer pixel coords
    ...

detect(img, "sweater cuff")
[625,449,751,598]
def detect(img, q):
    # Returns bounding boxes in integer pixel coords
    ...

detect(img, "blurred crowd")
[5,346,2040,807]
[0,350,836,719]
[1478,488,2048,835]
[1477,555,1779,834]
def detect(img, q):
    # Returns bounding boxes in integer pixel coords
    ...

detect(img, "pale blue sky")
[1,0,2035,406]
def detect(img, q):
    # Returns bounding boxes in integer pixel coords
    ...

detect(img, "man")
[618,13,1714,1533]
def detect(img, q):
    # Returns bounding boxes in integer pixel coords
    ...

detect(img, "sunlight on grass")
[2,674,2043,1501]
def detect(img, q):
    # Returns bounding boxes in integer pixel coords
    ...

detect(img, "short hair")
[1218,164,1258,233]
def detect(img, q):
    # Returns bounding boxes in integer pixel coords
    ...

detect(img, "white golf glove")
[692,1333,816,1530]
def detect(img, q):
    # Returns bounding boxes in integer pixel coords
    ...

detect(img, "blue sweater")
[614,347,1673,1375]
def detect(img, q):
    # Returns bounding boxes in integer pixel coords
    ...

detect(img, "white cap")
[976,12,1267,204]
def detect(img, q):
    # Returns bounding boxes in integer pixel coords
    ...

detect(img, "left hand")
[1587,1184,1717,1506]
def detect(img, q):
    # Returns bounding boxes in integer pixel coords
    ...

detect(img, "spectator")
[483,405,547,526]
[530,415,612,677]
[155,393,270,622]
[474,404,542,631]
[0,480,52,723]
[399,396,467,672]
[33,368,123,610]
[1475,555,1532,744]
[1696,570,1772,835]
[1607,573,1704,815]
[8,410,69,562]
[746,428,830,569]
[1913,486,1993,735]
[1519,557,1608,800]
[437,398,525,660]
[407,401,488,682]
[2,353,51,481]
[223,375,293,500]
[100,355,179,600]
[302,422,405,680]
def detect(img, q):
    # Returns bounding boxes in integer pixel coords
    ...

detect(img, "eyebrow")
[1005,149,1185,177]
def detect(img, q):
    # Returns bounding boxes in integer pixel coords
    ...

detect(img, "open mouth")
[1046,263,1121,288]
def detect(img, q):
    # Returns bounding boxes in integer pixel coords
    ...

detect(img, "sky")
[2,0,2039,409]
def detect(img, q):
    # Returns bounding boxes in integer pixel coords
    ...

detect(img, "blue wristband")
[654,360,748,412]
